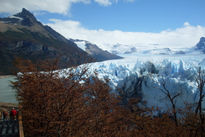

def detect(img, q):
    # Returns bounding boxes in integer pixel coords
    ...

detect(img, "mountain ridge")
[0,8,95,74]
[71,39,122,61]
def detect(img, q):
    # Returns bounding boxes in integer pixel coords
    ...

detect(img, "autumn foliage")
[13,60,205,137]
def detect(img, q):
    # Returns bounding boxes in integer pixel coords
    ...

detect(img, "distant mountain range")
[107,37,205,56]
[0,8,121,75]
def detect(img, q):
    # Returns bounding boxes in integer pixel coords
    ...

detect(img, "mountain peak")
[22,8,32,15]
[195,37,205,52]
[15,8,34,18]
[200,37,205,41]
[0,8,95,74]
[14,8,37,26]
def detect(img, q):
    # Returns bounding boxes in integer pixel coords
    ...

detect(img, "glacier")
[57,36,205,112]
[60,51,205,111]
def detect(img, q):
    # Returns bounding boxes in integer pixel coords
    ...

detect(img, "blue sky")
[0,0,205,50]
[33,0,205,32]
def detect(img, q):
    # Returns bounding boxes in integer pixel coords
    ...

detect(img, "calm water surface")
[0,76,17,103]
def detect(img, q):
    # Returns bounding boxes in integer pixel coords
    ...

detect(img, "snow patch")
[74,41,87,51]
[9,15,23,20]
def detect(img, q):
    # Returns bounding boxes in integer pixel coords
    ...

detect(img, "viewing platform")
[0,102,24,137]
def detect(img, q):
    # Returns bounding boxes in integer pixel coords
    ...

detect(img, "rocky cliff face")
[195,37,205,53]
[0,8,95,75]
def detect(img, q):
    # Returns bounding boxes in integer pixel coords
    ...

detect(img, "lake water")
[0,76,17,103]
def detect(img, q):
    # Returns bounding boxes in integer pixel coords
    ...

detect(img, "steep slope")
[72,39,122,61]
[195,37,205,53]
[0,8,94,75]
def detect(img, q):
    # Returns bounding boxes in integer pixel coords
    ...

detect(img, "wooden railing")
[18,111,24,137]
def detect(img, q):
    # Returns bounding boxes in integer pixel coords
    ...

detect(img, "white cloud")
[47,19,205,51]
[94,0,112,6]
[0,0,134,14]
[0,0,78,14]
[184,22,190,27]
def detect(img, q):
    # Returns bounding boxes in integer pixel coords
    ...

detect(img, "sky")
[0,0,205,50]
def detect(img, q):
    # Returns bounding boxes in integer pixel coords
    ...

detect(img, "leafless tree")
[194,67,205,137]
[152,77,182,126]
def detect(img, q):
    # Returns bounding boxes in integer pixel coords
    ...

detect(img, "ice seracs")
[67,51,205,111]
[61,37,205,111]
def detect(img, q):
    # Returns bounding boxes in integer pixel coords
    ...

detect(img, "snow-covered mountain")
[71,39,122,61]
[108,43,184,55]
[60,37,205,111]
[99,37,205,56]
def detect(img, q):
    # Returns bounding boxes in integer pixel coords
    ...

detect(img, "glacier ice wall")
[62,54,205,110]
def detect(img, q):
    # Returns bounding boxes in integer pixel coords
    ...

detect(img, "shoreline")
[0,75,15,79]
[0,102,18,110]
